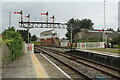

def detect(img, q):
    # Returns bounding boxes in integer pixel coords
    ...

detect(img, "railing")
[77,42,105,49]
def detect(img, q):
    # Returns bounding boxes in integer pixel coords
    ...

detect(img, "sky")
[0,0,119,38]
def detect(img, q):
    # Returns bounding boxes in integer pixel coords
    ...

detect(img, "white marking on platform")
[40,53,73,80]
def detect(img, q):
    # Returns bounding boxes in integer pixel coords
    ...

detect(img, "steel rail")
[35,46,120,79]
[34,48,93,80]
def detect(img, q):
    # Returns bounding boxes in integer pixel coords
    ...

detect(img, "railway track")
[34,46,120,80]
[35,48,93,80]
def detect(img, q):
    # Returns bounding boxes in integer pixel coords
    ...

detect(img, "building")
[73,29,119,41]
[40,29,60,46]
[40,29,58,39]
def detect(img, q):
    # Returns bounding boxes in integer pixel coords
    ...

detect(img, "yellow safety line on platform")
[30,53,49,78]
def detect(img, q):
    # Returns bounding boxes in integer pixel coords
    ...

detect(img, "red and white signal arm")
[14,12,21,14]
[98,30,104,32]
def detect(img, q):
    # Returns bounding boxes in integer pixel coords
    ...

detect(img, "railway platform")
[2,46,120,79]
[2,51,72,79]
[74,49,120,70]
[2,52,48,79]
[76,49,119,57]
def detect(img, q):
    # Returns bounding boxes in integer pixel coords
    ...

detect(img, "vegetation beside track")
[113,44,120,48]
[30,41,41,45]
[90,48,119,53]
[74,38,102,43]
[2,27,23,61]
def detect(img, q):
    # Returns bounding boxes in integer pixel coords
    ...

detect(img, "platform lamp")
[103,0,107,47]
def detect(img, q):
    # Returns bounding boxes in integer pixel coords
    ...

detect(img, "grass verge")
[90,48,119,53]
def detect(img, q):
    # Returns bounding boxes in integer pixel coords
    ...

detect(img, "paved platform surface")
[76,49,120,57]
[0,43,2,80]
[2,53,37,78]
[30,53,48,78]
[1,52,68,79]
[2,52,48,79]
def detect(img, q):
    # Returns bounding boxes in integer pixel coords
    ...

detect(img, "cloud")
[1,2,118,38]
[1,0,120,2]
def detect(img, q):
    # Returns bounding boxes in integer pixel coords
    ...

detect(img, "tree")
[2,26,15,40]
[66,18,81,40]
[107,28,113,31]
[81,18,94,29]
[2,27,23,60]
[110,36,120,45]
[117,28,120,32]
[65,18,94,40]
[17,30,31,43]
[31,35,37,41]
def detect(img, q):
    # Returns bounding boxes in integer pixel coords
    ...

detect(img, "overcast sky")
[1,0,119,38]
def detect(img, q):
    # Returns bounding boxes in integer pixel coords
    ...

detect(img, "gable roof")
[41,30,54,34]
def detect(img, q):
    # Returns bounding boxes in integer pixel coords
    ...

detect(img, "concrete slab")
[30,53,49,78]
[0,40,2,80]
[76,49,120,57]
[2,53,37,78]
[73,49,120,70]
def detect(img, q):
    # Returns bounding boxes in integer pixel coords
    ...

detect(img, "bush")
[30,41,41,45]
[2,27,23,60]
[110,36,120,45]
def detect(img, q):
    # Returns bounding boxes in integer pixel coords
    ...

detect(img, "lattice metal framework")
[19,22,67,29]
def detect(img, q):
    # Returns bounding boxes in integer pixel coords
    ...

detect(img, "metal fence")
[77,42,105,49]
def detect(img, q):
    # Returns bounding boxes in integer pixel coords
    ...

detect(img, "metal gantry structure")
[19,10,67,29]
[18,10,74,50]
[19,22,67,29]
[19,21,67,43]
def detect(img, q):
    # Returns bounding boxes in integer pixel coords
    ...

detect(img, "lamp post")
[103,0,107,45]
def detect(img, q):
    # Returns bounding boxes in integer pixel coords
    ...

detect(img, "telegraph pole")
[21,10,23,22]
[46,12,48,23]
[70,24,73,51]
[9,12,11,27]
[52,15,55,27]
[53,15,55,23]
[27,14,30,43]
[46,12,48,28]
[27,29,30,43]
